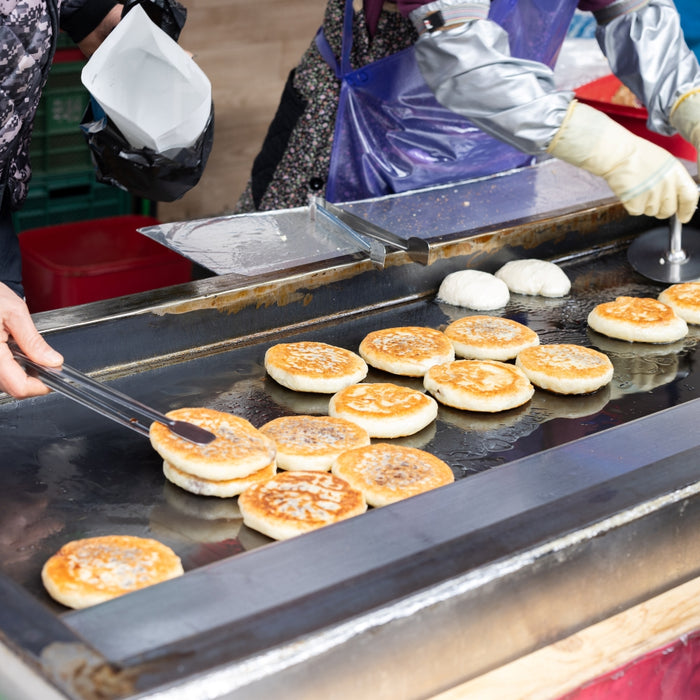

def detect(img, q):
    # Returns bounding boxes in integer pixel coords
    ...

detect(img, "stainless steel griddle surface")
[1,242,698,613]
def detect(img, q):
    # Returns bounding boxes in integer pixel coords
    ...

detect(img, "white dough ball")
[495,259,571,298]
[437,270,510,310]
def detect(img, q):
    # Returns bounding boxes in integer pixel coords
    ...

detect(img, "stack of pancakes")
[150,407,277,498]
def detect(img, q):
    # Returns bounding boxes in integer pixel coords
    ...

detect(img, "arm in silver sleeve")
[595,0,700,136]
[411,11,573,154]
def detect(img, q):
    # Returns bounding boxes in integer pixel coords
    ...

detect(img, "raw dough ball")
[495,259,571,298]
[437,270,510,310]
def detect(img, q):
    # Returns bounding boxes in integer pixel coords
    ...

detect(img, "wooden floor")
[158,0,327,224]
[432,575,700,700]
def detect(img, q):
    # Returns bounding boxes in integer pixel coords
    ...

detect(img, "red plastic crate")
[19,215,192,312]
[575,74,697,161]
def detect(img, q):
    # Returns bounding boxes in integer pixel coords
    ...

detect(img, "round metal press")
[627,213,700,283]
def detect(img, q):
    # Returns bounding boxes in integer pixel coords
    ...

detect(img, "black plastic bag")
[80,99,214,202]
[121,0,187,41]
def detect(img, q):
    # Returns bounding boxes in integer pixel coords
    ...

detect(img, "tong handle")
[11,348,215,445]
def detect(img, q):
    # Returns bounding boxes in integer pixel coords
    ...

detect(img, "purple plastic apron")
[318,0,579,202]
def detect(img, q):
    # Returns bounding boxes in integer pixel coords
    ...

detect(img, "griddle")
[2,166,700,700]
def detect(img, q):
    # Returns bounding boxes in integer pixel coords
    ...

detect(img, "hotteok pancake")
[329,382,438,438]
[516,343,613,394]
[444,315,539,361]
[423,360,534,412]
[331,443,454,507]
[259,415,370,471]
[238,471,367,540]
[265,341,368,393]
[359,326,455,376]
[587,296,688,343]
[42,535,184,609]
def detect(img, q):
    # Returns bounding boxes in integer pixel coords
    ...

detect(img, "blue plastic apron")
[317,0,578,202]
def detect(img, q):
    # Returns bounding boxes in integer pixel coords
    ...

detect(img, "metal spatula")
[11,348,216,445]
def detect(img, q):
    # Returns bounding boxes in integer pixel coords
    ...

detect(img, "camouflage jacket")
[0,0,115,210]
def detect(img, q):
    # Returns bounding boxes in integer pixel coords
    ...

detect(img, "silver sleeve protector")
[411,0,574,155]
[594,0,700,136]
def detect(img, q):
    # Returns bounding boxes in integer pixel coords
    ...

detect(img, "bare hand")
[0,283,63,398]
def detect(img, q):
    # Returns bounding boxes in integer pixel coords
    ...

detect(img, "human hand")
[670,90,700,178]
[0,283,63,398]
[548,101,699,223]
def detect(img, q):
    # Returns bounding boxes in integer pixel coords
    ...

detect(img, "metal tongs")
[310,193,431,268]
[321,200,431,266]
[11,347,216,445]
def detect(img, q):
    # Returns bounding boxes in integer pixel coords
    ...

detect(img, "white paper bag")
[81,4,212,153]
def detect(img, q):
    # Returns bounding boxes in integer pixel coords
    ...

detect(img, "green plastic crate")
[12,172,133,232]
[56,31,76,50]
[30,54,93,175]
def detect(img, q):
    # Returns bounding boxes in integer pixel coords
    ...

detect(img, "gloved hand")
[670,90,700,177]
[548,101,699,223]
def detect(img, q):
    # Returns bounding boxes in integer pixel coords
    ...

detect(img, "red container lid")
[20,216,173,277]
[574,74,697,162]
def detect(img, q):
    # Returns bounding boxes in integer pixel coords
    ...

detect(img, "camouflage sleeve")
[60,0,119,43]
[0,6,49,175]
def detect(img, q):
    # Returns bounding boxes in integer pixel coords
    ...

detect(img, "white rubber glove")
[548,100,699,223]
[670,90,700,177]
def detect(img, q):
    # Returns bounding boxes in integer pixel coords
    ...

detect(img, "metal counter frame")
[2,165,700,700]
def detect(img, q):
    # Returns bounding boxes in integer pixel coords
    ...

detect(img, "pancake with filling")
[516,343,614,394]
[264,341,368,393]
[42,535,184,609]
[149,407,276,481]
[423,360,534,412]
[658,282,700,324]
[444,315,539,361]
[358,326,455,376]
[587,296,688,343]
[328,382,438,438]
[259,415,370,471]
[238,471,367,540]
[163,459,276,498]
[331,443,454,507]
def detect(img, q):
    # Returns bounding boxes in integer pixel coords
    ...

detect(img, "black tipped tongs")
[11,347,216,445]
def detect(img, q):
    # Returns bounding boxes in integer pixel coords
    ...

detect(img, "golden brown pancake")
[149,407,276,481]
[444,315,540,361]
[658,282,700,324]
[515,344,614,394]
[328,382,438,438]
[423,360,534,412]
[238,471,367,540]
[264,341,368,393]
[587,296,688,343]
[163,459,276,498]
[41,535,184,609]
[358,326,455,376]
[331,443,454,507]
[259,415,370,471]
